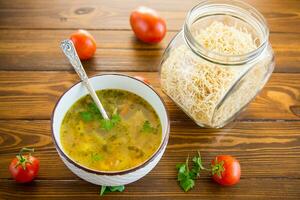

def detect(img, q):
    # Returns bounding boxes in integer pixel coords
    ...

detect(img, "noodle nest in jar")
[160,21,271,127]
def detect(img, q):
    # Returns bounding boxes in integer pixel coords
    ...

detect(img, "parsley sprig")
[176,151,206,192]
[141,120,157,133]
[100,114,121,131]
[79,111,93,122]
[79,101,121,131]
[79,102,102,122]
[100,185,125,196]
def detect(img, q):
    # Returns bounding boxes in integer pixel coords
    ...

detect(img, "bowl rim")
[51,73,170,176]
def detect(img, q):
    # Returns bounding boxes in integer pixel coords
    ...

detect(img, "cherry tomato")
[134,76,150,84]
[9,148,40,183]
[211,155,241,186]
[70,29,96,60]
[130,6,166,44]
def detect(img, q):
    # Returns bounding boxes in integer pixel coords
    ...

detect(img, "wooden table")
[0,0,299,199]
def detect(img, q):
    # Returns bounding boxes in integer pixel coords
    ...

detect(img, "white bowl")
[51,74,170,186]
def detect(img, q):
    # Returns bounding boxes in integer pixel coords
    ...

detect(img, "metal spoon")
[60,39,109,120]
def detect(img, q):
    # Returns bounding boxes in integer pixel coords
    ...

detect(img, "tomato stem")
[16,147,34,170]
[19,147,34,161]
[211,158,225,178]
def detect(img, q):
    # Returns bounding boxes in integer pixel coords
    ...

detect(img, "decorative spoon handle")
[60,39,109,120]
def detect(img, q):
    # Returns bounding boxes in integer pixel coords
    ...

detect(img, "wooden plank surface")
[1,178,299,200]
[0,0,300,199]
[0,30,299,72]
[0,71,299,121]
[1,120,300,179]
[0,120,300,199]
[0,120,299,199]
[0,0,299,33]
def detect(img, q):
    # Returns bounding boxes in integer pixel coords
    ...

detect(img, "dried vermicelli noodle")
[160,21,271,127]
[194,22,257,55]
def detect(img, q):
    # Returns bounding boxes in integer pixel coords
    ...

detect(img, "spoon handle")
[60,39,109,120]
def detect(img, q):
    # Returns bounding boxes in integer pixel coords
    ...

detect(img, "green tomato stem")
[19,147,34,161]
[211,158,225,178]
[16,148,35,170]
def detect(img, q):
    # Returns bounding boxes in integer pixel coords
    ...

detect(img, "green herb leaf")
[91,153,102,162]
[87,102,101,115]
[100,114,121,131]
[100,185,125,196]
[176,152,204,192]
[189,152,204,179]
[180,178,195,192]
[141,120,156,133]
[176,163,187,181]
[111,114,121,124]
[176,163,186,173]
[100,119,113,131]
[109,185,125,192]
[79,111,93,122]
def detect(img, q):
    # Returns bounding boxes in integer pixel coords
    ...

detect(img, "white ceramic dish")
[51,74,170,186]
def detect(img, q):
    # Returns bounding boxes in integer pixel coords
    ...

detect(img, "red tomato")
[9,148,40,183]
[130,6,166,44]
[134,76,150,84]
[70,30,97,60]
[211,155,241,186]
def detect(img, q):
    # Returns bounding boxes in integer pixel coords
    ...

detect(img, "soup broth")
[60,89,162,171]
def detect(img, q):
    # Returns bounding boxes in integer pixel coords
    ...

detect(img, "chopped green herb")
[91,153,102,162]
[111,114,121,124]
[79,102,105,122]
[100,185,125,196]
[180,178,195,192]
[87,102,101,115]
[100,114,121,131]
[79,111,93,122]
[109,185,125,192]
[100,120,112,131]
[176,152,204,192]
[190,154,205,179]
[141,120,156,133]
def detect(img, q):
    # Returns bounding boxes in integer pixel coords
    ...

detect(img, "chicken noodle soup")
[60,89,162,171]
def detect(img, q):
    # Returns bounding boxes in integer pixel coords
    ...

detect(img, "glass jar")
[159,0,275,128]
